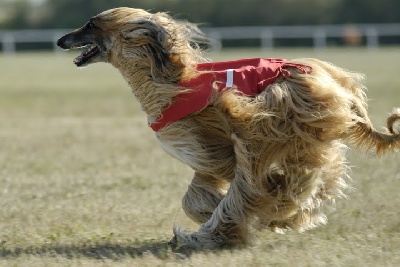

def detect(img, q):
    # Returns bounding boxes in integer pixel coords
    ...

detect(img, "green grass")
[0,48,400,266]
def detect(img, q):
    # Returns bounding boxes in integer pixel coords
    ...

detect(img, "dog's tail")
[348,107,400,155]
[301,57,400,155]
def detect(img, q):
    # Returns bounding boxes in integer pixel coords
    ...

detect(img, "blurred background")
[1,1,400,265]
[1,0,400,51]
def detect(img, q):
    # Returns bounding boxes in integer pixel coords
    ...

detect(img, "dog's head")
[57,7,206,82]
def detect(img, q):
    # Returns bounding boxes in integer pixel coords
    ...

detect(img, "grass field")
[0,48,399,266]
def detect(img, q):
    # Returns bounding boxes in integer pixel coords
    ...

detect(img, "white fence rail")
[204,24,400,50]
[0,29,66,53]
[1,24,400,53]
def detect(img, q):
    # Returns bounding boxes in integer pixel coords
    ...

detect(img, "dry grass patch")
[0,49,399,266]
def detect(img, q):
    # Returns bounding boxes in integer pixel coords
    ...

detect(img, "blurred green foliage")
[1,0,400,29]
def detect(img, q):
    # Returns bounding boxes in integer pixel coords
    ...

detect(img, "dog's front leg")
[171,134,257,249]
[182,172,229,224]
[172,171,255,249]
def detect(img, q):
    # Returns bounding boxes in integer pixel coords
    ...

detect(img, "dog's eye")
[87,21,95,29]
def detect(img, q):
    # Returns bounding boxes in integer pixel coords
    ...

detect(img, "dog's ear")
[121,19,183,82]
[122,19,168,43]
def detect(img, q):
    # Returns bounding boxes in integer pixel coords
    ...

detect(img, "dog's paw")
[169,226,223,250]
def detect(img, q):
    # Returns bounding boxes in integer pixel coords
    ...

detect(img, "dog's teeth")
[73,43,99,66]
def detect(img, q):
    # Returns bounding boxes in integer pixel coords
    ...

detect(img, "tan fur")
[58,7,400,249]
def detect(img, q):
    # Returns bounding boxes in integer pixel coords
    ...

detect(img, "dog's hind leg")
[257,153,348,233]
[182,172,229,224]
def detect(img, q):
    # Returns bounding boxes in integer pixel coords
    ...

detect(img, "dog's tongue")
[73,49,87,66]
[73,55,84,65]
[73,45,99,66]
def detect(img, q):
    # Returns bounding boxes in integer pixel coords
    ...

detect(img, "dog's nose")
[56,37,64,48]
[57,35,70,49]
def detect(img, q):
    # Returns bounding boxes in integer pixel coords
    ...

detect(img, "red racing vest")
[150,58,312,131]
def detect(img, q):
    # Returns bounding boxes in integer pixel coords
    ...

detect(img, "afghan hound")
[57,7,400,249]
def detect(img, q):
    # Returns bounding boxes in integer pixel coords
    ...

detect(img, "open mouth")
[72,43,101,67]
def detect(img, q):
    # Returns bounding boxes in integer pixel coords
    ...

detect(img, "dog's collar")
[150,58,312,131]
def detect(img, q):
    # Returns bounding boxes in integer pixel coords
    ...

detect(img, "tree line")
[2,0,400,29]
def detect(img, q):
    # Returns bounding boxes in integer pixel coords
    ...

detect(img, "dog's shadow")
[0,239,202,260]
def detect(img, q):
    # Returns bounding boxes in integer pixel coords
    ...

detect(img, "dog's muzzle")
[57,34,102,67]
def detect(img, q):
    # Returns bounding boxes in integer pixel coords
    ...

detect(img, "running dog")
[57,7,400,249]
